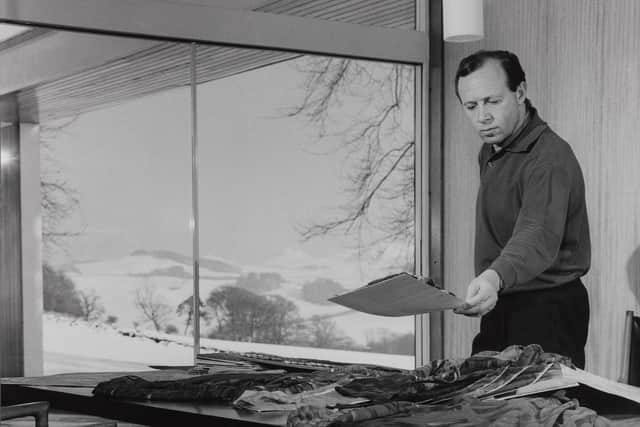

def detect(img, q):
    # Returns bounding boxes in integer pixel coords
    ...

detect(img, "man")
[453,50,591,369]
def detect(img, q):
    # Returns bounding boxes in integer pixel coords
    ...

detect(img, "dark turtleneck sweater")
[475,104,591,293]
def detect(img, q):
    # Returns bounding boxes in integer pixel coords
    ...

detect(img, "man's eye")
[465,104,476,111]
[489,99,501,104]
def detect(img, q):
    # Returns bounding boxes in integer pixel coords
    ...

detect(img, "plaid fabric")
[414,344,567,383]
[286,401,415,427]
[93,364,391,403]
[93,344,578,417]
[264,365,393,394]
[287,394,612,427]
[198,351,402,373]
[93,372,286,402]
[353,395,611,427]
[336,345,567,404]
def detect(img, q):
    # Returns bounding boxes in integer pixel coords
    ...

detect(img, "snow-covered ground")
[63,248,414,345]
[44,314,193,372]
[43,313,414,374]
[44,248,416,374]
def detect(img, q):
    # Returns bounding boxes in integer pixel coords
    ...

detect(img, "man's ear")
[516,82,527,104]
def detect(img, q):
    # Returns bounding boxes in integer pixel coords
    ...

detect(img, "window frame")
[0,0,433,369]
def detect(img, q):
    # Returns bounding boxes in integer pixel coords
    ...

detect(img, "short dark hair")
[454,50,526,101]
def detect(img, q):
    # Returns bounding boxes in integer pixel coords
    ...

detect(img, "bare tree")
[40,118,83,258]
[176,294,209,335]
[288,58,415,263]
[307,315,339,348]
[134,284,172,332]
[78,289,105,321]
[205,286,300,344]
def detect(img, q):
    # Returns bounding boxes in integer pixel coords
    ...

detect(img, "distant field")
[63,251,413,346]
[42,313,415,374]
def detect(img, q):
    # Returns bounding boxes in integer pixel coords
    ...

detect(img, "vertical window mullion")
[190,42,201,363]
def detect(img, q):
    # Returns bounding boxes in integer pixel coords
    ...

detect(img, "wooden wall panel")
[595,0,640,379]
[442,37,480,359]
[0,122,24,377]
[442,0,639,379]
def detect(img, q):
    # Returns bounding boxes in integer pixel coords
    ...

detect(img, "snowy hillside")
[43,313,414,374]
[61,247,414,347]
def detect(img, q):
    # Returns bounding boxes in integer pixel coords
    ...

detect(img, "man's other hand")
[454,269,501,317]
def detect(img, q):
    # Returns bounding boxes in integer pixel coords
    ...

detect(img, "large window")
[196,48,416,368]
[36,33,194,373]
[3,22,419,374]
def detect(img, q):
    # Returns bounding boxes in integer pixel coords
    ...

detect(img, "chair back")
[621,310,640,386]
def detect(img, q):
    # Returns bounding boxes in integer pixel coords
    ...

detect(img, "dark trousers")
[471,278,590,369]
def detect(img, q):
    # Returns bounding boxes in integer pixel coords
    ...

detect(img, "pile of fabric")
[286,394,609,426]
[93,344,614,426]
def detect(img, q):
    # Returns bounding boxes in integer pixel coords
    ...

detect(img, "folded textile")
[92,372,287,402]
[262,365,392,394]
[414,344,572,383]
[286,401,415,427]
[353,395,612,427]
[91,345,573,410]
[234,384,370,412]
[335,345,571,405]
[198,351,402,373]
[92,364,392,403]
[286,394,612,427]
[424,363,565,405]
[337,363,564,406]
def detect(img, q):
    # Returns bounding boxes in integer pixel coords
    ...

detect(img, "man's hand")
[454,269,501,317]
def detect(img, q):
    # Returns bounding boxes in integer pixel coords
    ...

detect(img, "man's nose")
[476,106,492,124]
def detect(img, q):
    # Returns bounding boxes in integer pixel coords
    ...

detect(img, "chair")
[0,401,50,427]
[1,402,120,427]
[620,310,640,386]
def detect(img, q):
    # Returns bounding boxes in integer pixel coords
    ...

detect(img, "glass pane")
[32,30,194,373]
[257,0,416,30]
[197,45,416,369]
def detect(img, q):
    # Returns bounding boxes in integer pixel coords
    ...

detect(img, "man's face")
[457,60,526,145]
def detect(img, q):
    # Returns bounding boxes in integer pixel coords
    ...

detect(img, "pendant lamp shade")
[443,0,484,42]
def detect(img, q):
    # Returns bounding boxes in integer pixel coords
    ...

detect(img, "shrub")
[165,324,179,334]
[105,315,118,325]
[42,263,83,317]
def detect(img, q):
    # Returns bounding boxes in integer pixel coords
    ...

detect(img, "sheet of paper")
[561,365,640,404]
[495,377,579,400]
[328,272,464,316]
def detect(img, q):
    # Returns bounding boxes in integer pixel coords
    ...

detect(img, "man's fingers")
[454,301,483,316]
[456,276,499,317]
[456,302,472,310]
[455,294,496,317]
[453,303,473,315]
[457,308,482,317]
[466,293,484,307]
[465,288,475,301]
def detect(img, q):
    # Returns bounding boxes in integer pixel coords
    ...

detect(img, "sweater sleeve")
[489,161,570,289]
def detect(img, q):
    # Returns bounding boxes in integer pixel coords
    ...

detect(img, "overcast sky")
[48,58,379,267]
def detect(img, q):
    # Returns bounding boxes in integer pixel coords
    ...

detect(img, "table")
[4,371,640,426]
[2,372,289,426]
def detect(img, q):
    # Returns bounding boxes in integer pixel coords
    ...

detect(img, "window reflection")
[40,42,193,372]
[197,52,415,368]
[16,29,417,373]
